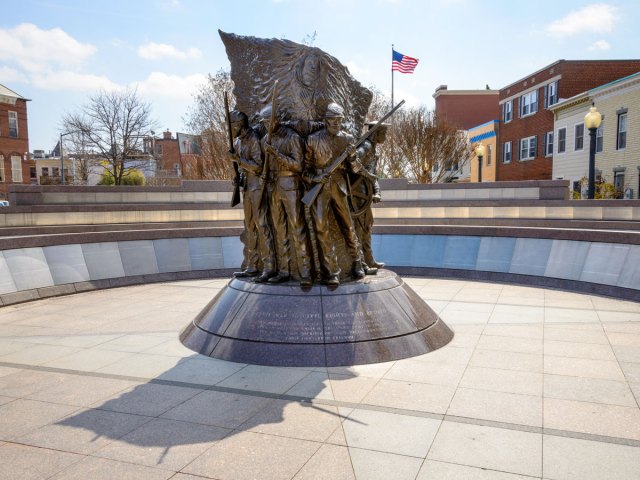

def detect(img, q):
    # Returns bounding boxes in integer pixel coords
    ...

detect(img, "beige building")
[550,71,640,198]
[468,121,498,182]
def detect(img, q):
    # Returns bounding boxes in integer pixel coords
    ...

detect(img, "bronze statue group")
[227,100,388,287]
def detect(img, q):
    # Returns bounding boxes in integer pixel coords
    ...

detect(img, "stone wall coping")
[1,198,639,214]
[1,224,638,251]
[8,179,569,194]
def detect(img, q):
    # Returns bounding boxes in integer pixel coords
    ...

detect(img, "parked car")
[0,200,9,206]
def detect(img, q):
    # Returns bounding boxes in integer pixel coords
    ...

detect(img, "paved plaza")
[0,277,639,479]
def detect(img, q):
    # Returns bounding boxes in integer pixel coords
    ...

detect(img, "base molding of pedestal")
[180,270,454,367]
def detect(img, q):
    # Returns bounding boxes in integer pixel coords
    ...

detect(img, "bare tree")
[392,106,471,183]
[62,89,157,185]
[183,70,234,180]
[364,86,408,178]
[60,131,101,185]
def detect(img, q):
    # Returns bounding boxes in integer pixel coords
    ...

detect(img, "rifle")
[302,99,405,206]
[224,91,241,207]
[257,80,278,203]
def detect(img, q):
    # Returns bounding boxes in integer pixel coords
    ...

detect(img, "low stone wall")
[1,179,639,305]
[0,229,638,305]
[8,179,570,205]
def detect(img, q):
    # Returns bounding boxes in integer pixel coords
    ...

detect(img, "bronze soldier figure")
[304,103,366,286]
[352,122,388,270]
[227,110,276,281]
[260,105,313,287]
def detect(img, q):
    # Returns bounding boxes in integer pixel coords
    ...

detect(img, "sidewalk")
[0,277,639,480]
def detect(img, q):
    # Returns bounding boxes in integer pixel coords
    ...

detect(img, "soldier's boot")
[352,260,365,280]
[268,271,291,284]
[364,255,385,269]
[234,268,259,278]
[327,274,340,286]
[299,265,313,287]
[254,270,277,283]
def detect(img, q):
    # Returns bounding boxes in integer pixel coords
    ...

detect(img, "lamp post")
[584,104,602,199]
[59,130,84,185]
[475,144,486,183]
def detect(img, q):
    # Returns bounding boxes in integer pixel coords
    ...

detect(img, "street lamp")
[475,144,486,183]
[59,129,84,185]
[584,104,602,199]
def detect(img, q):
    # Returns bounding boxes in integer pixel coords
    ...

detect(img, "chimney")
[163,130,172,140]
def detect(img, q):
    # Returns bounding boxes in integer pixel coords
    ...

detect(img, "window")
[0,155,4,182]
[596,119,604,153]
[52,167,60,177]
[8,111,18,138]
[617,112,627,150]
[29,167,36,180]
[519,136,537,160]
[545,81,558,107]
[520,90,538,117]
[155,143,163,155]
[41,167,49,176]
[503,141,512,163]
[545,132,554,156]
[503,101,512,123]
[575,123,584,151]
[557,128,566,153]
[11,155,22,182]
[487,145,492,165]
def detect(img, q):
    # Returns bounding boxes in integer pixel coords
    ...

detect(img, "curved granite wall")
[0,231,639,305]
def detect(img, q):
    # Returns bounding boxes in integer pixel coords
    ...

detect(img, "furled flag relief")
[392,49,419,74]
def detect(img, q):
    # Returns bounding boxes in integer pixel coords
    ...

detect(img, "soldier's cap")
[325,103,345,118]
[229,110,247,123]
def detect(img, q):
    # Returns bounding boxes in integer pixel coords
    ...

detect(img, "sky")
[3,0,640,151]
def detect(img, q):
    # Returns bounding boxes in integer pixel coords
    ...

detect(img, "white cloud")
[138,42,202,61]
[0,23,97,72]
[132,72,206,98]
[546,4,618,37]
[589,39,611,51]
[345,61,370,77]
[0,66,23,84]
[30,70,120,92]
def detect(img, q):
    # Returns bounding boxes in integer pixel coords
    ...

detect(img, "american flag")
[392,49,419,74]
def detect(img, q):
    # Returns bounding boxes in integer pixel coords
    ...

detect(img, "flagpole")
[391,44,394,109]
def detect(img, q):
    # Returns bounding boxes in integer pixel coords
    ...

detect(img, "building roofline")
[468,119,500,131]
[548,91,590,112]
[433,89,499,99]
[0,83,29,101]
[500,59,640,93]
[500,60,565,92]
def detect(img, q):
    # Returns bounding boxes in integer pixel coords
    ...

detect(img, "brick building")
[153,130,181,176]
[497,60,640,181]
[433,85,499,130]
[0,83,34,200]
[152,130,204,179]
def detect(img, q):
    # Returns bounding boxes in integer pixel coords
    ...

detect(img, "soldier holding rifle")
[260,104,313,286]
[304,103,366,286]
[226,109,276,281]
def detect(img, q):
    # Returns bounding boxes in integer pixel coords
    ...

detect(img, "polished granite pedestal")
[180,270,454,367]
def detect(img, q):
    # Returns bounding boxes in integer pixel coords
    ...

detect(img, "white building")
[550,71,640,198]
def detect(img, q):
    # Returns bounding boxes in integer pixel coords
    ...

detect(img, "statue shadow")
[54,355,365,466]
